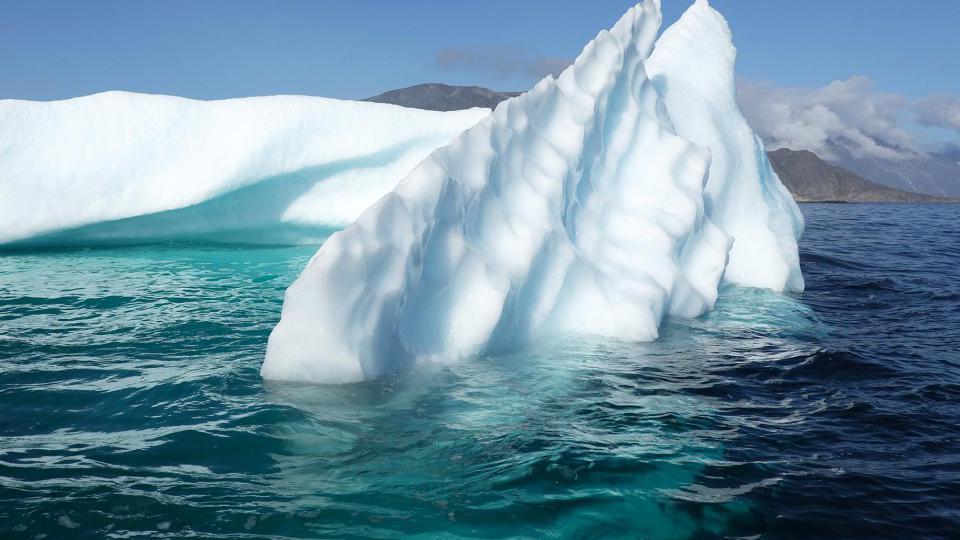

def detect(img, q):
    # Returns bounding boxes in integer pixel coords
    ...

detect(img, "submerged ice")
[0,92,487,245]
[263,0,805,384]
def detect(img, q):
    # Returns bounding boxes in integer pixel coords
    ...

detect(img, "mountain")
[767,149,953,203]
[824,139,960,198]
[364,83,519,111]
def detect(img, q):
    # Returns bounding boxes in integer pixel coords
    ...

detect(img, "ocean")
[1,203,958,539]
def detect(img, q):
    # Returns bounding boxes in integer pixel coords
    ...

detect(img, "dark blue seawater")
[1,203,958,539]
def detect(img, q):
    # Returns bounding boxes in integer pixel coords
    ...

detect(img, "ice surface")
[0,92,487,245]
[263,0,803,384]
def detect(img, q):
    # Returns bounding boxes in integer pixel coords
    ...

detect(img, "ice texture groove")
[0,92,488,245]
[263,0,803,383]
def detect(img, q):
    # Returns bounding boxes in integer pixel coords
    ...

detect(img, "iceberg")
[0,92,487,246]
[262,0,804,384]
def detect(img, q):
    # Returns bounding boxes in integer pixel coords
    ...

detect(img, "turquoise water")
[2,204,959,538]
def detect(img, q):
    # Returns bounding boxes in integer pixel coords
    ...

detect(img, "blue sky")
[1,0,956,100]
[2,1,958,149]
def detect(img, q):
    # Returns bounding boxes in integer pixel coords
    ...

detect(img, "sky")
[2,0,958,151]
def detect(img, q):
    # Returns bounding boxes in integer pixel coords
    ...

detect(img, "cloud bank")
[737,76,960,162]
[914,94,960,132]
[436,45,570,81]
[736,76,919,161]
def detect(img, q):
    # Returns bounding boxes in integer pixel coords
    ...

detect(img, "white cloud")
[737,76,919,160]
[914,94,960,132]
[436,45,570,81]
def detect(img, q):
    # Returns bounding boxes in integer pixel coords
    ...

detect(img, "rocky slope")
[767,149,953,203]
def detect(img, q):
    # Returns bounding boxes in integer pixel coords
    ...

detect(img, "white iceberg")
[262,0,804,384]
[0,92,487,245]
[645,1,804,291]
